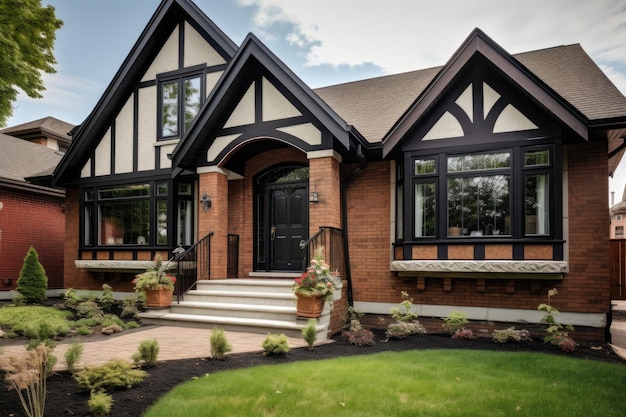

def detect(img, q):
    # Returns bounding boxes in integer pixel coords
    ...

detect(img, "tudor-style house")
[54,0,626,340]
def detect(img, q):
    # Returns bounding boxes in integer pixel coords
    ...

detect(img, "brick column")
[198,168,229,279]
[308,151,342,234]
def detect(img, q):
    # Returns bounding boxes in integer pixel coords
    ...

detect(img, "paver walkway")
[0,326,315,371]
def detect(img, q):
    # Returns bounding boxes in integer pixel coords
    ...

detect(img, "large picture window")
[403,145,556,241]
[160,71,203,139]
[82,181,180,247]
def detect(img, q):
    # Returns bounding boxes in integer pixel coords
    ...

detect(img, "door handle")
[271,225,276,240]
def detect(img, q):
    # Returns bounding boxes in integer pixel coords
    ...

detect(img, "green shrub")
[88,390,113,417]
[74,360,147,391]
[125,320,140,329]
[16,247,48,303]
[65,343,84,373]
[63,288,82,310]
[302,319,318,350]
[210,328,233,360]
[390,291,419,322]
[101,314,125,328]
[386,321,425,339]
[132,339,160,367]
[262,333,290,356]
[75,300,104,319]
[76,326,91,336]
[74,317,99,328]
[492,327,532,343]
[120,294,141,318]
[343,306,364,329]
[442,311,469,334]
[538,288,576,352]
[100,284,115,311]
[14,320,70,341]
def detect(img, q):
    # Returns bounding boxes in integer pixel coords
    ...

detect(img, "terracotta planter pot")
[295,293,324,318]
[144,288,173,308]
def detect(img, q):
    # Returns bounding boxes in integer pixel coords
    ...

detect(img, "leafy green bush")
[442,311,469,334]
[386,321,425,339]
[63,288,82,310]
[132,339,160,367]
[76,326,91,336]
[65,343,84,373]
[120,294,141,318]
[16,247,48,303]
[75,300,104,319]
[125,321,140,329]
[492,327,532,343]
[301,319,318,350]
[13,319,70,340]
[99,284,115,311]
[74,360,147,391]
[390,291,419,322]
[538,288,576,352]
[88,390,113,417]
[262,333,290,356]
[210,328,233,360]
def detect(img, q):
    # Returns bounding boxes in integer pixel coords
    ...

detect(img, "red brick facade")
[0,188,65,290]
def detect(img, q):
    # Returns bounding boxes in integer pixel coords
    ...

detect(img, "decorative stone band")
[75,260,177,273]
[391,260,568,280]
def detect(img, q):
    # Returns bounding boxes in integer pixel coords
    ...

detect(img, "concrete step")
[195,279,295,294]
[183,290,296,306]
[139,309,328,339]
[170,301,300,322]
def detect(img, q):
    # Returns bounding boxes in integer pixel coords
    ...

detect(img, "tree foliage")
[16,246,48,303]
[0,0,63,126]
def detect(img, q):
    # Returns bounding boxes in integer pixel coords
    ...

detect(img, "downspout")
[341,142,368,306]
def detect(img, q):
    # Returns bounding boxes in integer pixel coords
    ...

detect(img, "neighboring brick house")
[0,118,72,295]
[53,0,626,340]
[610,186,626,239]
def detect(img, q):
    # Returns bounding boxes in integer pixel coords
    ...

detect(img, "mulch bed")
[0,328,623,417]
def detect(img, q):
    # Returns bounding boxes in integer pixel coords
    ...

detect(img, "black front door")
[255,165,309,272]
[270,187,307,271]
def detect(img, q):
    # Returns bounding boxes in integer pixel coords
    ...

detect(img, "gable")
[401,57,559,151]
[383,29,590,158]
[172,34,362,175]
[54,0,237,186]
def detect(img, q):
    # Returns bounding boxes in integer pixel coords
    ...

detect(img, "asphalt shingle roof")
[0,133,64,182]
[315,44,626,144]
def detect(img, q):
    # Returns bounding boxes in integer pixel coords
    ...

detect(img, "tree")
[0,0,63,126]
[16,246,48,303]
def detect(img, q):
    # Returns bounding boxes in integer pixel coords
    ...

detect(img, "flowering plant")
[293,251,337,309]
[132,254,176,292]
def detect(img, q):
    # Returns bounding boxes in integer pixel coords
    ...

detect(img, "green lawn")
[144,349,626,417]
[0,305,73,338]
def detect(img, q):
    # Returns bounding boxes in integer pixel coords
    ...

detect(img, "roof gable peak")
[382,28,589,157]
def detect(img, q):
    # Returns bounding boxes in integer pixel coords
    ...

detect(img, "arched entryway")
[254,164,309,271]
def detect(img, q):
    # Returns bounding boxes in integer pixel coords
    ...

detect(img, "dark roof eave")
[0,177,65,197]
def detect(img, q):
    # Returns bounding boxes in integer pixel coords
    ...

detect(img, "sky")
[7,0,626,203]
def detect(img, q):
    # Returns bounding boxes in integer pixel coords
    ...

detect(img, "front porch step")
[138,278,329,340]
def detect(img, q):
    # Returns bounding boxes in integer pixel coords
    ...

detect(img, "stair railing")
[175,232,214,303]
[300,226,352,304]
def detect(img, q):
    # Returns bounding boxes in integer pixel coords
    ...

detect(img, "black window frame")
[398,141,561,243]
[157,65,206,141]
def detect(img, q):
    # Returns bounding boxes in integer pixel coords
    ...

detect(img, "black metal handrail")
[300,226,352,304]
[175,232,214,303]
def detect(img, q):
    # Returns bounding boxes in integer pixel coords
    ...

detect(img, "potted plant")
[293,250,337,318]
[132,254,176,308]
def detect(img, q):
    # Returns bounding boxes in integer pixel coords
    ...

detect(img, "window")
[616,226,624,238]
[160,72,203,139]
[404,146,555,240]
[447,152,510,237]
[82,181,191,247]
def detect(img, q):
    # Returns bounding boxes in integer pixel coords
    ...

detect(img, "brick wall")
[0,188,65,290]
[344,144,609,338]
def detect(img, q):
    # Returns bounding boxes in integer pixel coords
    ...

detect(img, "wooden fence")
[610,239,626,300]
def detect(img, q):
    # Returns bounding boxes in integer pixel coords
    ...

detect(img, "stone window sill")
[75,260,176,273]
[391,260,567,280]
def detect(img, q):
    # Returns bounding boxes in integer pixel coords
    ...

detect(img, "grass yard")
[144,349,626,417]
[0,305,73,338]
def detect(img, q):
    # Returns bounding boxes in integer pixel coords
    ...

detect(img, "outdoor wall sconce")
[309,191,319,203]
[201,193,211,211]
